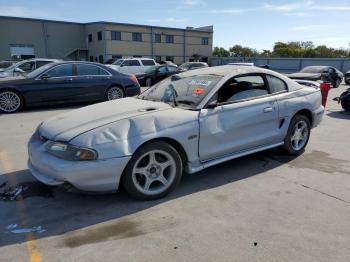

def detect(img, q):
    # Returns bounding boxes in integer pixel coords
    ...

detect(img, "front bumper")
[27,133,131,192]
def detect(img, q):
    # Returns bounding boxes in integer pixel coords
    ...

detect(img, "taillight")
[130,74,139,85]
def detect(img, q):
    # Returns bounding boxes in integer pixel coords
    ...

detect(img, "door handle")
[263,107,274,113]
[65,78,73,82]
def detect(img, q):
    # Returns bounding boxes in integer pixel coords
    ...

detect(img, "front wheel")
[284,115,311,155]
[122,142,183,200]
[105,86,124,101]
[0,90,24,113]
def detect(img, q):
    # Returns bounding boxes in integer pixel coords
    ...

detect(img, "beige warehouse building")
[0,16,213,64]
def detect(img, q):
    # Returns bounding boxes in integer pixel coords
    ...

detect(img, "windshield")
[139,74,222,108]
[179,63,190,70]
[112,59,124,65]
[1,61,23,71]
[300,66,325,73]
[26,63,54,78]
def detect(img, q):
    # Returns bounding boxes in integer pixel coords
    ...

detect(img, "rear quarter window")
[266,75,288,93]
[141,60,155,66]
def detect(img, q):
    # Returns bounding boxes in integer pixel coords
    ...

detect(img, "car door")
[199,74,280,161]
[119,60,141,74]
[24,64,76,103]
[154,66,169,82]
[73,63,111,101]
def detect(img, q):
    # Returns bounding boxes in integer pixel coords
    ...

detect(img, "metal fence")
[210,57,350,73]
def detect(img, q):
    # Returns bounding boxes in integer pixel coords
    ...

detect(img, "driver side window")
[45,64,73,78]
[216,74,269,103]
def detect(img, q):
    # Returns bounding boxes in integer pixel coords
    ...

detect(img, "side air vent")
[279,118,285,128]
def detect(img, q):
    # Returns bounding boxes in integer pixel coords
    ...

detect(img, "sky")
[0,0,349,51]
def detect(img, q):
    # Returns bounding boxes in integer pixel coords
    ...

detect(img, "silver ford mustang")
[28,65,324,200]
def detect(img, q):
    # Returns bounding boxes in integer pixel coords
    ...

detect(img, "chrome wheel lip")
[107,87,124,100]
[290,120,309,151]
[132,149,176,196]
[0,91,21,112]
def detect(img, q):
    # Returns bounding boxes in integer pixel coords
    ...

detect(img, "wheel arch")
[104,84,126,99]
[294,108,313,126]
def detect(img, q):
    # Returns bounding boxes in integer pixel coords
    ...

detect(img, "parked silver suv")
[0,58,60,78]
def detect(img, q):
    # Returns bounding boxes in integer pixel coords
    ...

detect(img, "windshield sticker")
[189,79,212,86]
[192,87,204,95]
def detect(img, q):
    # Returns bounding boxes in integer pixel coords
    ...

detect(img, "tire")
[122,141,183,200]
[0,90,24,113]
[283,115,311,156]
[345,78,350,85]
[105,86,125,101]
[145,78,152,87]
[333,78,341,88]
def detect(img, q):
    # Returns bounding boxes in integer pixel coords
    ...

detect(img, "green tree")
[212,46,230,57]
[229,45,259,57]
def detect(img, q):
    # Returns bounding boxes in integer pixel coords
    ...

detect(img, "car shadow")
[0,148,296,247]
[327,110,350,120]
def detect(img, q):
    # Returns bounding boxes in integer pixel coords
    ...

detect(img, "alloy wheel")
[106,87,124,100]
[290,120,309,151]
[0,91,21,113]
[131,150,176,196]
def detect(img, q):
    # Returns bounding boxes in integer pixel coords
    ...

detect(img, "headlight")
[46,141,98,161]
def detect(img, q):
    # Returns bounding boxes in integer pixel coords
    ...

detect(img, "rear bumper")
[312,105,324,128]
[125,85,141,97]
[27,133,131,192]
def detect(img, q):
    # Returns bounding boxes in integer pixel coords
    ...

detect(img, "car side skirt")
[185,142,284,174]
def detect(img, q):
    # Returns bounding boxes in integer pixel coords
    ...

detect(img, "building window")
[97,31,102,41]
[99,55,104,63]
[154,34,161,43]
[166,56,174,62]
[132,32,142,42]
[111,31,121,40]
[88,34,92,42]
[202,37,209,45]
[89,56,94,62]
[166,35,174,43]
[155,56,162,62]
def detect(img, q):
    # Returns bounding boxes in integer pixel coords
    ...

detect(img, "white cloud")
[176,0,205,9]
[263,1,314,12]
[207,9,244,14]
[292,24,332,31]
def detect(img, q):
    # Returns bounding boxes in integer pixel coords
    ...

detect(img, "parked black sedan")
[0,61,140,113]
[287,66,343,88]
[136,65,180,87]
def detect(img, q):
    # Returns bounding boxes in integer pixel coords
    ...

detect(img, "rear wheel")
[105,86,124,101]
[122,141,183,200]
[284,115,310,155]
[0,90,24,113]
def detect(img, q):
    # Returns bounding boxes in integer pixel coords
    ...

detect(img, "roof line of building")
[0,16,213,33]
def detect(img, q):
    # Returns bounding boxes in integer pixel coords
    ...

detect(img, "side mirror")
[40,73,50,80]
[120,64,124,67]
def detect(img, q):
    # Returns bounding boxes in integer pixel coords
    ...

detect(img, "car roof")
[24,58,61,62]
[178,65,268,77]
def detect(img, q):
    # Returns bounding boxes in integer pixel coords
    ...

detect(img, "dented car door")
[198,96,280,162]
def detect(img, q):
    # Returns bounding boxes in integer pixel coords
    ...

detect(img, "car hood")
[287,72,322,79]
[0,76,28,83]
[39,97,174,141]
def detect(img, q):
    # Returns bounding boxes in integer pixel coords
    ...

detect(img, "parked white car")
[108,58,157,75]
[0,58,60,78]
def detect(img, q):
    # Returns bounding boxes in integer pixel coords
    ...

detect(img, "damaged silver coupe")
[28,65,324,200]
